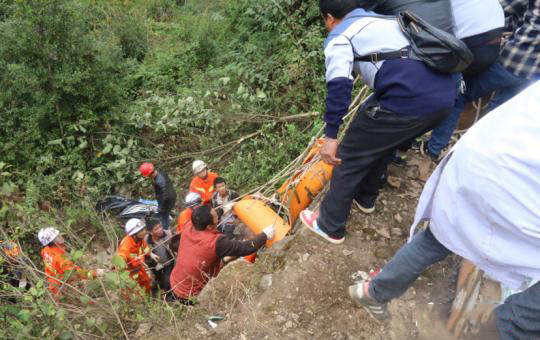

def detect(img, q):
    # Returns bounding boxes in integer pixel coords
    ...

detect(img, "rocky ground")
[146,149,483,340]
[126,105,504,340]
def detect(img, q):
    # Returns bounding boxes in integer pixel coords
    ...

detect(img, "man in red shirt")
[189,160,218,205]
[169,205,274,303]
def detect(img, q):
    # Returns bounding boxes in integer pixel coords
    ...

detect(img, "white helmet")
[125,218,146,236]
[185,192,202,208]
[192,160,207,174]
[38,227,60,246]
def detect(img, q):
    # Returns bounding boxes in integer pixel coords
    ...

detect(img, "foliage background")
[0,0,327,338]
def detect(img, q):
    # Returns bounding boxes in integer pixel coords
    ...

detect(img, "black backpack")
[355,11,473,73]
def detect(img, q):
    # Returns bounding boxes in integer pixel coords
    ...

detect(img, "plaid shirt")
[499,0,540,80]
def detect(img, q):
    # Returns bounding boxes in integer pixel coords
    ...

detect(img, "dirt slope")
[156,153,473,340]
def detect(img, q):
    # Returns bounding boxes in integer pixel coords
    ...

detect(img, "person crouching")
[117,218,152,294]
[144,218,175,293]
[169,205,274,303]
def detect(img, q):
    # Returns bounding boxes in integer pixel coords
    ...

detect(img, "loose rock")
[342,249,354,256]
[394,213,403,223]
[387,176,402,189]
[391,227,403,237]
[195,324,208,335]
[135,323,152,338]
[402,287,416,300]
[260,274,273,290]
[276,315,286,323]
[376,228,391,239]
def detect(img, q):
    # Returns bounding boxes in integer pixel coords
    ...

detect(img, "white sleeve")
[324,35,354,82]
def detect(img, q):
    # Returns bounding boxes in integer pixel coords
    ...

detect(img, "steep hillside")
[143,153,461,340]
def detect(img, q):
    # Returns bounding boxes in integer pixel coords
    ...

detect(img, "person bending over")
[169,205,274,303]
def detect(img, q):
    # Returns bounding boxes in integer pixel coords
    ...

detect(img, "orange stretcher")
[277,138,334,225]
[233,198,291,248]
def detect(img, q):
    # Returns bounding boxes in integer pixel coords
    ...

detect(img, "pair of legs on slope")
[300,96,540,339]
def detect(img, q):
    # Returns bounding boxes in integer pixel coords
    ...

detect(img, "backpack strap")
[354,47,410,63]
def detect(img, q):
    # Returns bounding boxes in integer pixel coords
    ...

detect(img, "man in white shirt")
[211,177,239,239]
[348,81,540,340]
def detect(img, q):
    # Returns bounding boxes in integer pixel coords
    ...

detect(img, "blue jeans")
[427,62,533,156]
[369,228,540,340]
[495,281,540,340]
[369,228,451,303]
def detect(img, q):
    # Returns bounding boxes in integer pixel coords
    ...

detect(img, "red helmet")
[139,162,154,177]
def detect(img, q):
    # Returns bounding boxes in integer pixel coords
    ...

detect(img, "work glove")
[155,263,164,271]
[95,268,106,277]
[149,252,161,263]
[262,226,275,240]
[223,202,234,213]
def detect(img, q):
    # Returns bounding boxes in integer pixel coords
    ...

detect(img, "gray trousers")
[369,228,540,340]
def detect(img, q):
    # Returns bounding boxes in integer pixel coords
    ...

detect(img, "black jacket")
[367,0,455,34]
[153,169,177,212]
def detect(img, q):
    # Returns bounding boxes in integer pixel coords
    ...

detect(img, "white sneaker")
[300,210,344,244]
[354,201,375,214]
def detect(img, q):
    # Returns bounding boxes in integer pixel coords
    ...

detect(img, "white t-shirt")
[410,81,540,289]
[450,0,504,39]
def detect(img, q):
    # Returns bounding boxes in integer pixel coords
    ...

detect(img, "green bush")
[1,0,337,337]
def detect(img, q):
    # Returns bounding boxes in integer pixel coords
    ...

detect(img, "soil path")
[159,152,479,340]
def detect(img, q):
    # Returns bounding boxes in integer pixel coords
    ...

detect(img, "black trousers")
[153,263,174,292]
[317,95,451,239]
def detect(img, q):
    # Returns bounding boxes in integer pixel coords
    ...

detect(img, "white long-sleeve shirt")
[410,81,540,289]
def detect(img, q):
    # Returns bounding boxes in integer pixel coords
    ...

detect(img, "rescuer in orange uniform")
[189,160,218,205]
[38,227,105,295]
[1,240,29,290]
[176,192,203,234]
[117,218,153,294]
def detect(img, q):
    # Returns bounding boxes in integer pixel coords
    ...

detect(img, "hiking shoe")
[354,201,375,214]
[348,281,390,322]
[300,210,344,244]
[420,141,441,163]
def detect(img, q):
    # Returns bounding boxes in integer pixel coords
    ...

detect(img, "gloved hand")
[150,252,161,263]
[262,226,275,240]
[223,202,234,213]
[155,263,164,271]
[95,268,106,277]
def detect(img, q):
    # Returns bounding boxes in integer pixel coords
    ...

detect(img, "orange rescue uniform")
[117,235,151,293]
[1,240,21,260]
[189,171,219,204]
[41,245,95,295]
[176,207,193,234]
